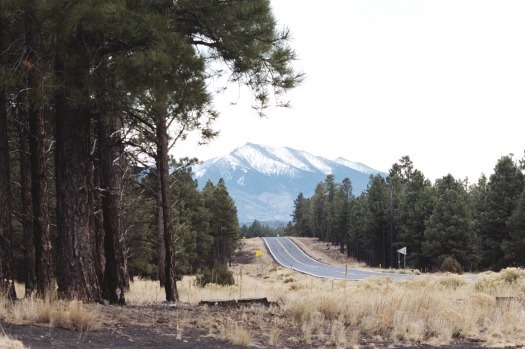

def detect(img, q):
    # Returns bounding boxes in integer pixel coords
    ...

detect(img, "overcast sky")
[176,0,525,182]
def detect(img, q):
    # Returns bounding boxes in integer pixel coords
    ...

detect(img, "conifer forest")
[0,0,301,303]
[290,155,525,273]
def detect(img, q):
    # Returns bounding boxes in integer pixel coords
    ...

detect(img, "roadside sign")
[397,247,407,269]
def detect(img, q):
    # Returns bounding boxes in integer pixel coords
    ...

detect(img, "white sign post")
[397,247,407,269]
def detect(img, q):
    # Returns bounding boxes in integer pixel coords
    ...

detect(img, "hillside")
[193,143,385,224]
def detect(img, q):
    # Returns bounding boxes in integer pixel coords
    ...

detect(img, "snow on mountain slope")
[192,143,385,223]
[194,143,342,178]
[333,157,379,175]
[230,144,299,176]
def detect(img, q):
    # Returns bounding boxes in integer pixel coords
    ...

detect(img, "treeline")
[240,220,292,238]
[0,0,300,303]
[291,155,525,272]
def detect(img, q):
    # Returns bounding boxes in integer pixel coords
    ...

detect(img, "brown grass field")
[2,237,525,348]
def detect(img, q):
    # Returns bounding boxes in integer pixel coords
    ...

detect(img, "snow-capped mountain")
[192,143,385,224]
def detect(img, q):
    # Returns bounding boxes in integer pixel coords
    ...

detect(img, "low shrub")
[195,264,235,287]
[475,268,525,295]
[440,256,463,274]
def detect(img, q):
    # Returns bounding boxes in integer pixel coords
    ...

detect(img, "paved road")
[262,237,414,281]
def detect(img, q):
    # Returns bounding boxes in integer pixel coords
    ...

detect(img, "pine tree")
[204,179,240,266]
[171,165,212,274]
[362,175,390,267]
[479,156,524,270]
[422,175,476,271]
[0,0,16,297]
[292,193,311,236]
[502,188,525,266]
[1,0,301,302]
[395,170,434,269]
[329,178,353,253]
[310,182,327,240]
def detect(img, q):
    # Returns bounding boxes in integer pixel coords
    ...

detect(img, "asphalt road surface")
[262,237,414,281]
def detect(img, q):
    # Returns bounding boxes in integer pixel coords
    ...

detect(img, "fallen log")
[199,297,276,307]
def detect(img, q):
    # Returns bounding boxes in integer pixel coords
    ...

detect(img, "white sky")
[176,0,525,182]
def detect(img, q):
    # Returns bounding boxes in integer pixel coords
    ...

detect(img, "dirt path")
[1,320,247,349]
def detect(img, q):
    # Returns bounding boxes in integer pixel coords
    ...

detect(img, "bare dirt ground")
[1,238,492,348]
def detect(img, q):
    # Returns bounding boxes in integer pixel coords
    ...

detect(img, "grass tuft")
[0,335,26,349]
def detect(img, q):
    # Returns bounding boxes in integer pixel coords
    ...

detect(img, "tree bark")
[156,113,178,302]
[0,90,13,289]
[0,10,16,299]
[154,166,166,287]
[18,103,37,297]
[29,106,54,297]
[99,116,128,305]
[92,156,106,288]
[55,52,100,301]
[25,5,54,296]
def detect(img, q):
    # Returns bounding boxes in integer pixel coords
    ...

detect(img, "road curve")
[262,237,414,281]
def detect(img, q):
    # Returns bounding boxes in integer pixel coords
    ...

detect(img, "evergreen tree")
[248,220,263,237]
[361,175,390,267]
[292,193,311,236]
[422,175,477,270]
[395,170,434,269]
[502,188,525,266]
[171,165,212,275]
[349,196,366,261]
[478,156,524,270]
[330,178,353,253]
[468,174,487,269]
[310,182,327,240]
[0,0,303,303]
[324,174,338,245]
[0,3,14,293]
[126,187,157,280]
[203,179,240,266]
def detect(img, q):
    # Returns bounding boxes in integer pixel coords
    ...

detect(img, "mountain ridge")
[193,143,385,224]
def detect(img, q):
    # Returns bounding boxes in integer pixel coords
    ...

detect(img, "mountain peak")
[193,144,384,223]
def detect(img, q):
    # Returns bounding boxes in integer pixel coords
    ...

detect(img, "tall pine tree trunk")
[29,106,53,296]
[99,116,128,305]
[0,11,15,298]
[55,52,100,301]
[156,114,178,302]
[0,89,13,290]
[154,166,166,287]
[92,157,106,287]
[25,6,54,296]
[18,103,37,296]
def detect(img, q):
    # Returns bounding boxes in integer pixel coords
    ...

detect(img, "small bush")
[287,297,314,323]
[440,257,463,274]
[195,264,235,287]
[475,268,525,295]
[500,268,524,283]
[52,300,98,333]
[437,275,469,289]
[317,296,341,321]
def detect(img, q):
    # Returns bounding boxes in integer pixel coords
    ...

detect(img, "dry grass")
[0,335,26,349]
[2,296,99,334]
[148,237,525,347]
[219,318,252,345]
[127,278,164,305]
[4,238,525,348]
